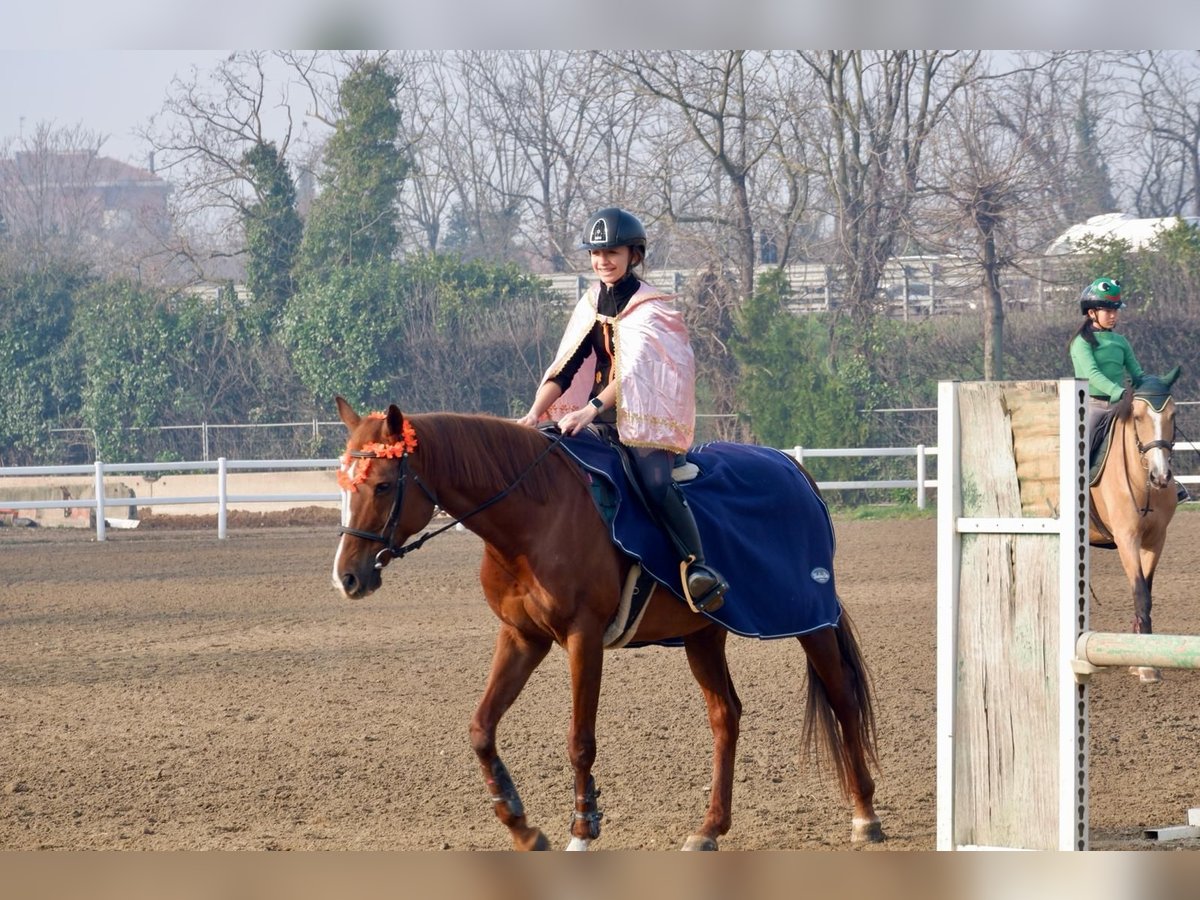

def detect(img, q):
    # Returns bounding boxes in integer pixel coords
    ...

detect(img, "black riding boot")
[1177,481,1191,503]
[657,483,728,613]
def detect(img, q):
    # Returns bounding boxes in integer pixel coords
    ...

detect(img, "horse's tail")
[801,606,880,796]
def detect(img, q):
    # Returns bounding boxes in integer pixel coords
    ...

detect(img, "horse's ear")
[1164,365,1182,388]
[335,396,360,431]
[385,404,405,440]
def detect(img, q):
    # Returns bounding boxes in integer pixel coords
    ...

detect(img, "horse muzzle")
[336,564,383,599]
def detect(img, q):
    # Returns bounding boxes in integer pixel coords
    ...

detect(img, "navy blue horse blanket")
[556,432,843,640]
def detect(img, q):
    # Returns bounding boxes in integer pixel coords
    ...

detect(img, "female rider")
[517,207,728,612]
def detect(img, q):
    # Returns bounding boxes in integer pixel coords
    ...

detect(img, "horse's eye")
[374,482,392,496]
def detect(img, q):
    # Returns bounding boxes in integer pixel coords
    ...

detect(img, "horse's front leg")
[1130,539,1166,683]
[680,625,741,851]
[1114,535,1154,634]
[469,623,552,850]
[564,629,604,851]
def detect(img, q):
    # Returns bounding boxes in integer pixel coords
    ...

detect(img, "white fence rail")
[1,444,951,542]
[1,458,342,541]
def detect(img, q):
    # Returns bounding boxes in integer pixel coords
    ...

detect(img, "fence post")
[94,460,107,542]
[218,457,228,540]
[202,422,210,462]
[916,443,927,509]
[792,446,804,467]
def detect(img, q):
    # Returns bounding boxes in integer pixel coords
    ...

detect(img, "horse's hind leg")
[679,625,741,851]
[798,622,883,843]
[469,624,553,850]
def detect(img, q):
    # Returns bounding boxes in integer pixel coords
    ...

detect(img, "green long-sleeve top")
[1070,329,1145,401]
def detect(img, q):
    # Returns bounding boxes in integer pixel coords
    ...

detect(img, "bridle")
[1126,392,1176,516]
[338,427,565,570]
[338,447,442,569]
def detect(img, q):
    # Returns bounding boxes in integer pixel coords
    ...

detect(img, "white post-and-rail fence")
[0,458,345,542]
[0,446,941,542]
[937,379,1200,851]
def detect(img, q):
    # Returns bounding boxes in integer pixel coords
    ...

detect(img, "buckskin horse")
[1088,369,1181,683]
[330,397,882,850]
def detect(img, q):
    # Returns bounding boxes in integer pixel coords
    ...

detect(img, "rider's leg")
[1087,400,1115,469]
[630,447,728,612]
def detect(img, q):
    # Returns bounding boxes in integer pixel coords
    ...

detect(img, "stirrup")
[681,561,728,614]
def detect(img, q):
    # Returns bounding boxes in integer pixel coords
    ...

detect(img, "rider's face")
[1091,308,1119,329]
[590,246,633,286]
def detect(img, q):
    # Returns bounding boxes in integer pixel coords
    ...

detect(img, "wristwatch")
[589,397,604,411]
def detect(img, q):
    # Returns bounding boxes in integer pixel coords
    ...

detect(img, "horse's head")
[1130,366,1181,490]
[332,396,438,599]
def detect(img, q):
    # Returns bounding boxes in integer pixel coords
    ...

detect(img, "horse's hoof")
[852,816,885,843]
[515,828,551,851]
[681,834,718,851]
[565,836,591,851]
[1131,666,1163,684]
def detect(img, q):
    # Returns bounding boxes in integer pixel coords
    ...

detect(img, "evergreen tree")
[295,56,409,281]
[77,280,180,462]
[241,141,302,334]
[0,263,87,464]
[731,269,867,452]
[1072,88,1118,220]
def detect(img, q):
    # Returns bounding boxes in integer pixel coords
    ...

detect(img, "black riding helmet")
[1079,277,1125,315]
[579,207,647,253]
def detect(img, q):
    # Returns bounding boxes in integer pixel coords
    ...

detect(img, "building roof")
[1,150,169,191]
[1046,212,1200,255]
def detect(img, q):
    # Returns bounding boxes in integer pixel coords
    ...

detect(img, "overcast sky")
[0,51,238,167]
[1,0,1196,171]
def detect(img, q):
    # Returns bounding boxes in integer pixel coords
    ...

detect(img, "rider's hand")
[516,411,541,428]
[1109,387,1125,403]
[557,403,599,436]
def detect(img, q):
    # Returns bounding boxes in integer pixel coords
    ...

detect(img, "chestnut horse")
[1088,370,1181,683]
[331,397,882,850]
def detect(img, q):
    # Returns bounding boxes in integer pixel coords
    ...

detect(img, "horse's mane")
[404,412,564,504]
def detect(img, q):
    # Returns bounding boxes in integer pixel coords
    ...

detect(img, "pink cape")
[541,281,696,453]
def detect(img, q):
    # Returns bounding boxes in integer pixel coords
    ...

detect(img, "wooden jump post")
[936,379,1200,851]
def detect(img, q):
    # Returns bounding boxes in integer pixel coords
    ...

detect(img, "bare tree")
[922,72,1058,379]
[798,51,981,349]
[606,50,789,305]
[1115,50,1200,217]
[454,51,614,272]
[393,53,459,254]
[142,51,342,285]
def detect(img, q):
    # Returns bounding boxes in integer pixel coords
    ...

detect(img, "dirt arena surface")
[2,508,1198,851]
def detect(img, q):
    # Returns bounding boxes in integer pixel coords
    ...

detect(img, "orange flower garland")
[337,416,419,493]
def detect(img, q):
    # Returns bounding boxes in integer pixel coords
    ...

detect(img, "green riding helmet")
[1080,277,1125,314]
[579,207,647,253]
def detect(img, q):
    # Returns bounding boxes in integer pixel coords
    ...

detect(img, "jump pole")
[936,379,1090,850]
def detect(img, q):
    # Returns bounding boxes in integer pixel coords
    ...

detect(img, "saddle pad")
[556,433,843,641]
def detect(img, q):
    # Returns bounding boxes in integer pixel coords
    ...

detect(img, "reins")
[339,427,565,570]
